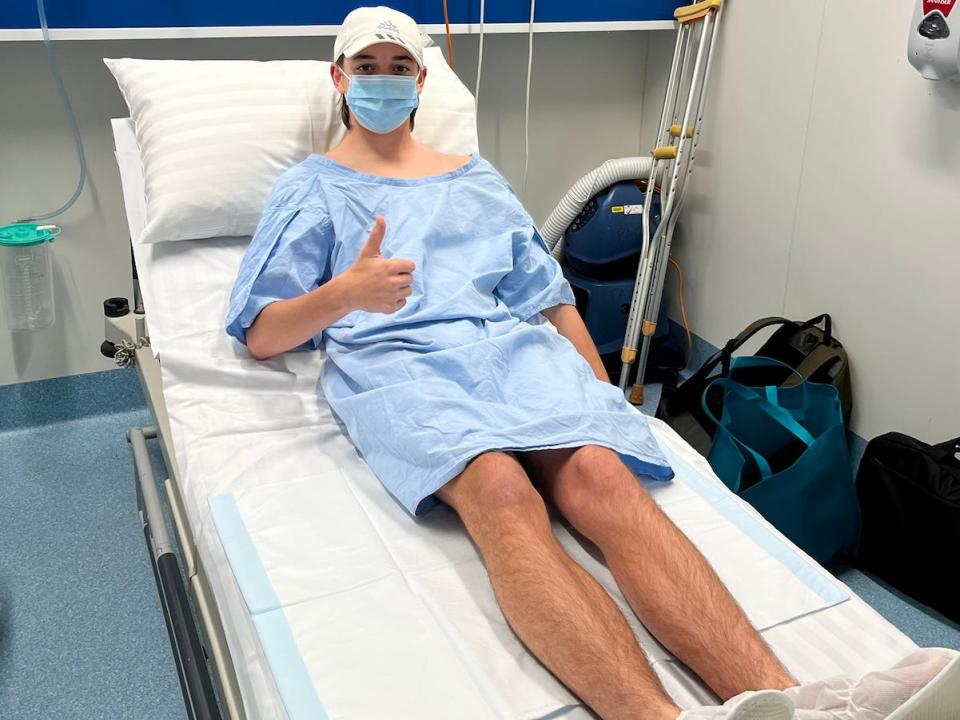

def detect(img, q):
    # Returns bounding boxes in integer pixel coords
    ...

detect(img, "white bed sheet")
[112,118,918,720]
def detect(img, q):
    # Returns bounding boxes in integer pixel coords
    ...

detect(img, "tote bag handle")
[702,377,815,479]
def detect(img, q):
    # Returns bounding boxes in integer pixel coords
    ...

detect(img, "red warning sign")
[924,0,956,17]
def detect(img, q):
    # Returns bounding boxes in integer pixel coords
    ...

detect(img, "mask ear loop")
[335,64,350,96]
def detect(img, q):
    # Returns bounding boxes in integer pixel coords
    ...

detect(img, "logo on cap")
[377,20,400,32]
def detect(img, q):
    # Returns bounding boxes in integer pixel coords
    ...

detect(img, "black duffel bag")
[657,314,851,456]
[854,433,960,622]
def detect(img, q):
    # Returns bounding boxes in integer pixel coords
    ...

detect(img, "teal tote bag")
[703,357,860,563]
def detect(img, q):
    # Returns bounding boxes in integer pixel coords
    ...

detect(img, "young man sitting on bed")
[225,7,957,720]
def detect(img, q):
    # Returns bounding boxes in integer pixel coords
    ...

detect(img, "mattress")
[111,118,918,720]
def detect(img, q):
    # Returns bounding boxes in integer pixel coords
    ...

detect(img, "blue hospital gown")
[226,153,673,515]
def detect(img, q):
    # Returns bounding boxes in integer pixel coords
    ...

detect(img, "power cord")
[521,0,536,199]
[668,255,694,369]
[442,0,456,70]
[474,0,485,107]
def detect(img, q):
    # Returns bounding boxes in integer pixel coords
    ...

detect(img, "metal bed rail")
[129,426,222,720]
[103,242,248,720]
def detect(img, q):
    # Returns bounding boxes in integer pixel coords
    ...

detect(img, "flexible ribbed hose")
[541,157,654,260]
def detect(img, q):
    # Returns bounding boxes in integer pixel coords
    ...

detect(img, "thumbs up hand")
[358,215,387,258]
[343,216,416,314]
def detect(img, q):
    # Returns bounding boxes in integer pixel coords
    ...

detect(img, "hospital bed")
[104,53,919,720]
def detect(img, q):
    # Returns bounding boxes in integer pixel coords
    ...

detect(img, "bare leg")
[520,446,797,701]
[438,451,681,720]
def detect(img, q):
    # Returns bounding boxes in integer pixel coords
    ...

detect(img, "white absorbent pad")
[206,416,855,720]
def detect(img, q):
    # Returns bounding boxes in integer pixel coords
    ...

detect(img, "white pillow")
[105,47,478,244]
[410,49,480,156]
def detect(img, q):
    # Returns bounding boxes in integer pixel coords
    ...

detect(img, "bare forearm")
[246,274,356,360]
[542,304,611,383]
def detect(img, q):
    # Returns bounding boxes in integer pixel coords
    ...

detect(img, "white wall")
[0,30,657,386]
[645,1,960,443]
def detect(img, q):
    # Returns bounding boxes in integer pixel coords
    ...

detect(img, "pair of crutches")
[618,0,724,402]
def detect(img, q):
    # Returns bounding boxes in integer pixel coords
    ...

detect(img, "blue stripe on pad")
[209,494,327,720]
[253,611,327,720]
[209,495,278,614]
[657,443,848,607]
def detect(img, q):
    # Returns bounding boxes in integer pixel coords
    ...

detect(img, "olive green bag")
[751,314,852,424]
[658,314,852,456]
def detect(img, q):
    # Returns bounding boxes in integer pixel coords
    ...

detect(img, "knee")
[564,446,635,507]
[444,452,545,525]
[559,446,656,538]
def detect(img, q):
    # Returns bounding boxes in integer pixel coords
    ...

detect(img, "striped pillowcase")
[105,49,478,244]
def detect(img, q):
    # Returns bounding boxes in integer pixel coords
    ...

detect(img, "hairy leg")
[438,451,681,720]
[520,445,797,701]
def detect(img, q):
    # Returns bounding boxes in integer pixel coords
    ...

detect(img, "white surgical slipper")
[678,689,796,720]
[786,648,959,720]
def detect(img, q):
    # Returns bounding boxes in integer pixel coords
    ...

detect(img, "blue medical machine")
[558,182,674,379]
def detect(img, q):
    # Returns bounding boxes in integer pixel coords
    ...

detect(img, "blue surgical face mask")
[341,70,421,134]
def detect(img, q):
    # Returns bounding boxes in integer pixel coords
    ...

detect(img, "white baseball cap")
[334,6,424,68]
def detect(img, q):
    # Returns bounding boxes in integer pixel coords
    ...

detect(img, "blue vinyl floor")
[0,370,183,720]
[0,368,957,719]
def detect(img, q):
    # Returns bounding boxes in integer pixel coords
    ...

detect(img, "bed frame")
[102,248,240,720]
[98,236,919,720]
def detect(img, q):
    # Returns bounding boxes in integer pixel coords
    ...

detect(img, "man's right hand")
[343,216,416,314]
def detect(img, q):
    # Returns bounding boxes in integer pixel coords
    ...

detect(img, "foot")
[786,649,959,719]
[678,689,796,720]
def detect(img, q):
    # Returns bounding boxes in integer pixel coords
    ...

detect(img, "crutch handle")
[629,384,645,405]
[669,124,695,138]
[621,347,637,364]
[653,146,678,160]
[642,320,658,337]
[675,0,722,24]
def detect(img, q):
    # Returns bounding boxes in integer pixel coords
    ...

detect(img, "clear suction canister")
[0,223,60,331]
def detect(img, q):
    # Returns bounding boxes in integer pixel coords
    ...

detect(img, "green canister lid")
[0,223,61,247]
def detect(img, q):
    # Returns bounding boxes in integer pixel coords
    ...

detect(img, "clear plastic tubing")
[16,0,87,223]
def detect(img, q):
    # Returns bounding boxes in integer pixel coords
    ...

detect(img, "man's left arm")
[541,304,611,384]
